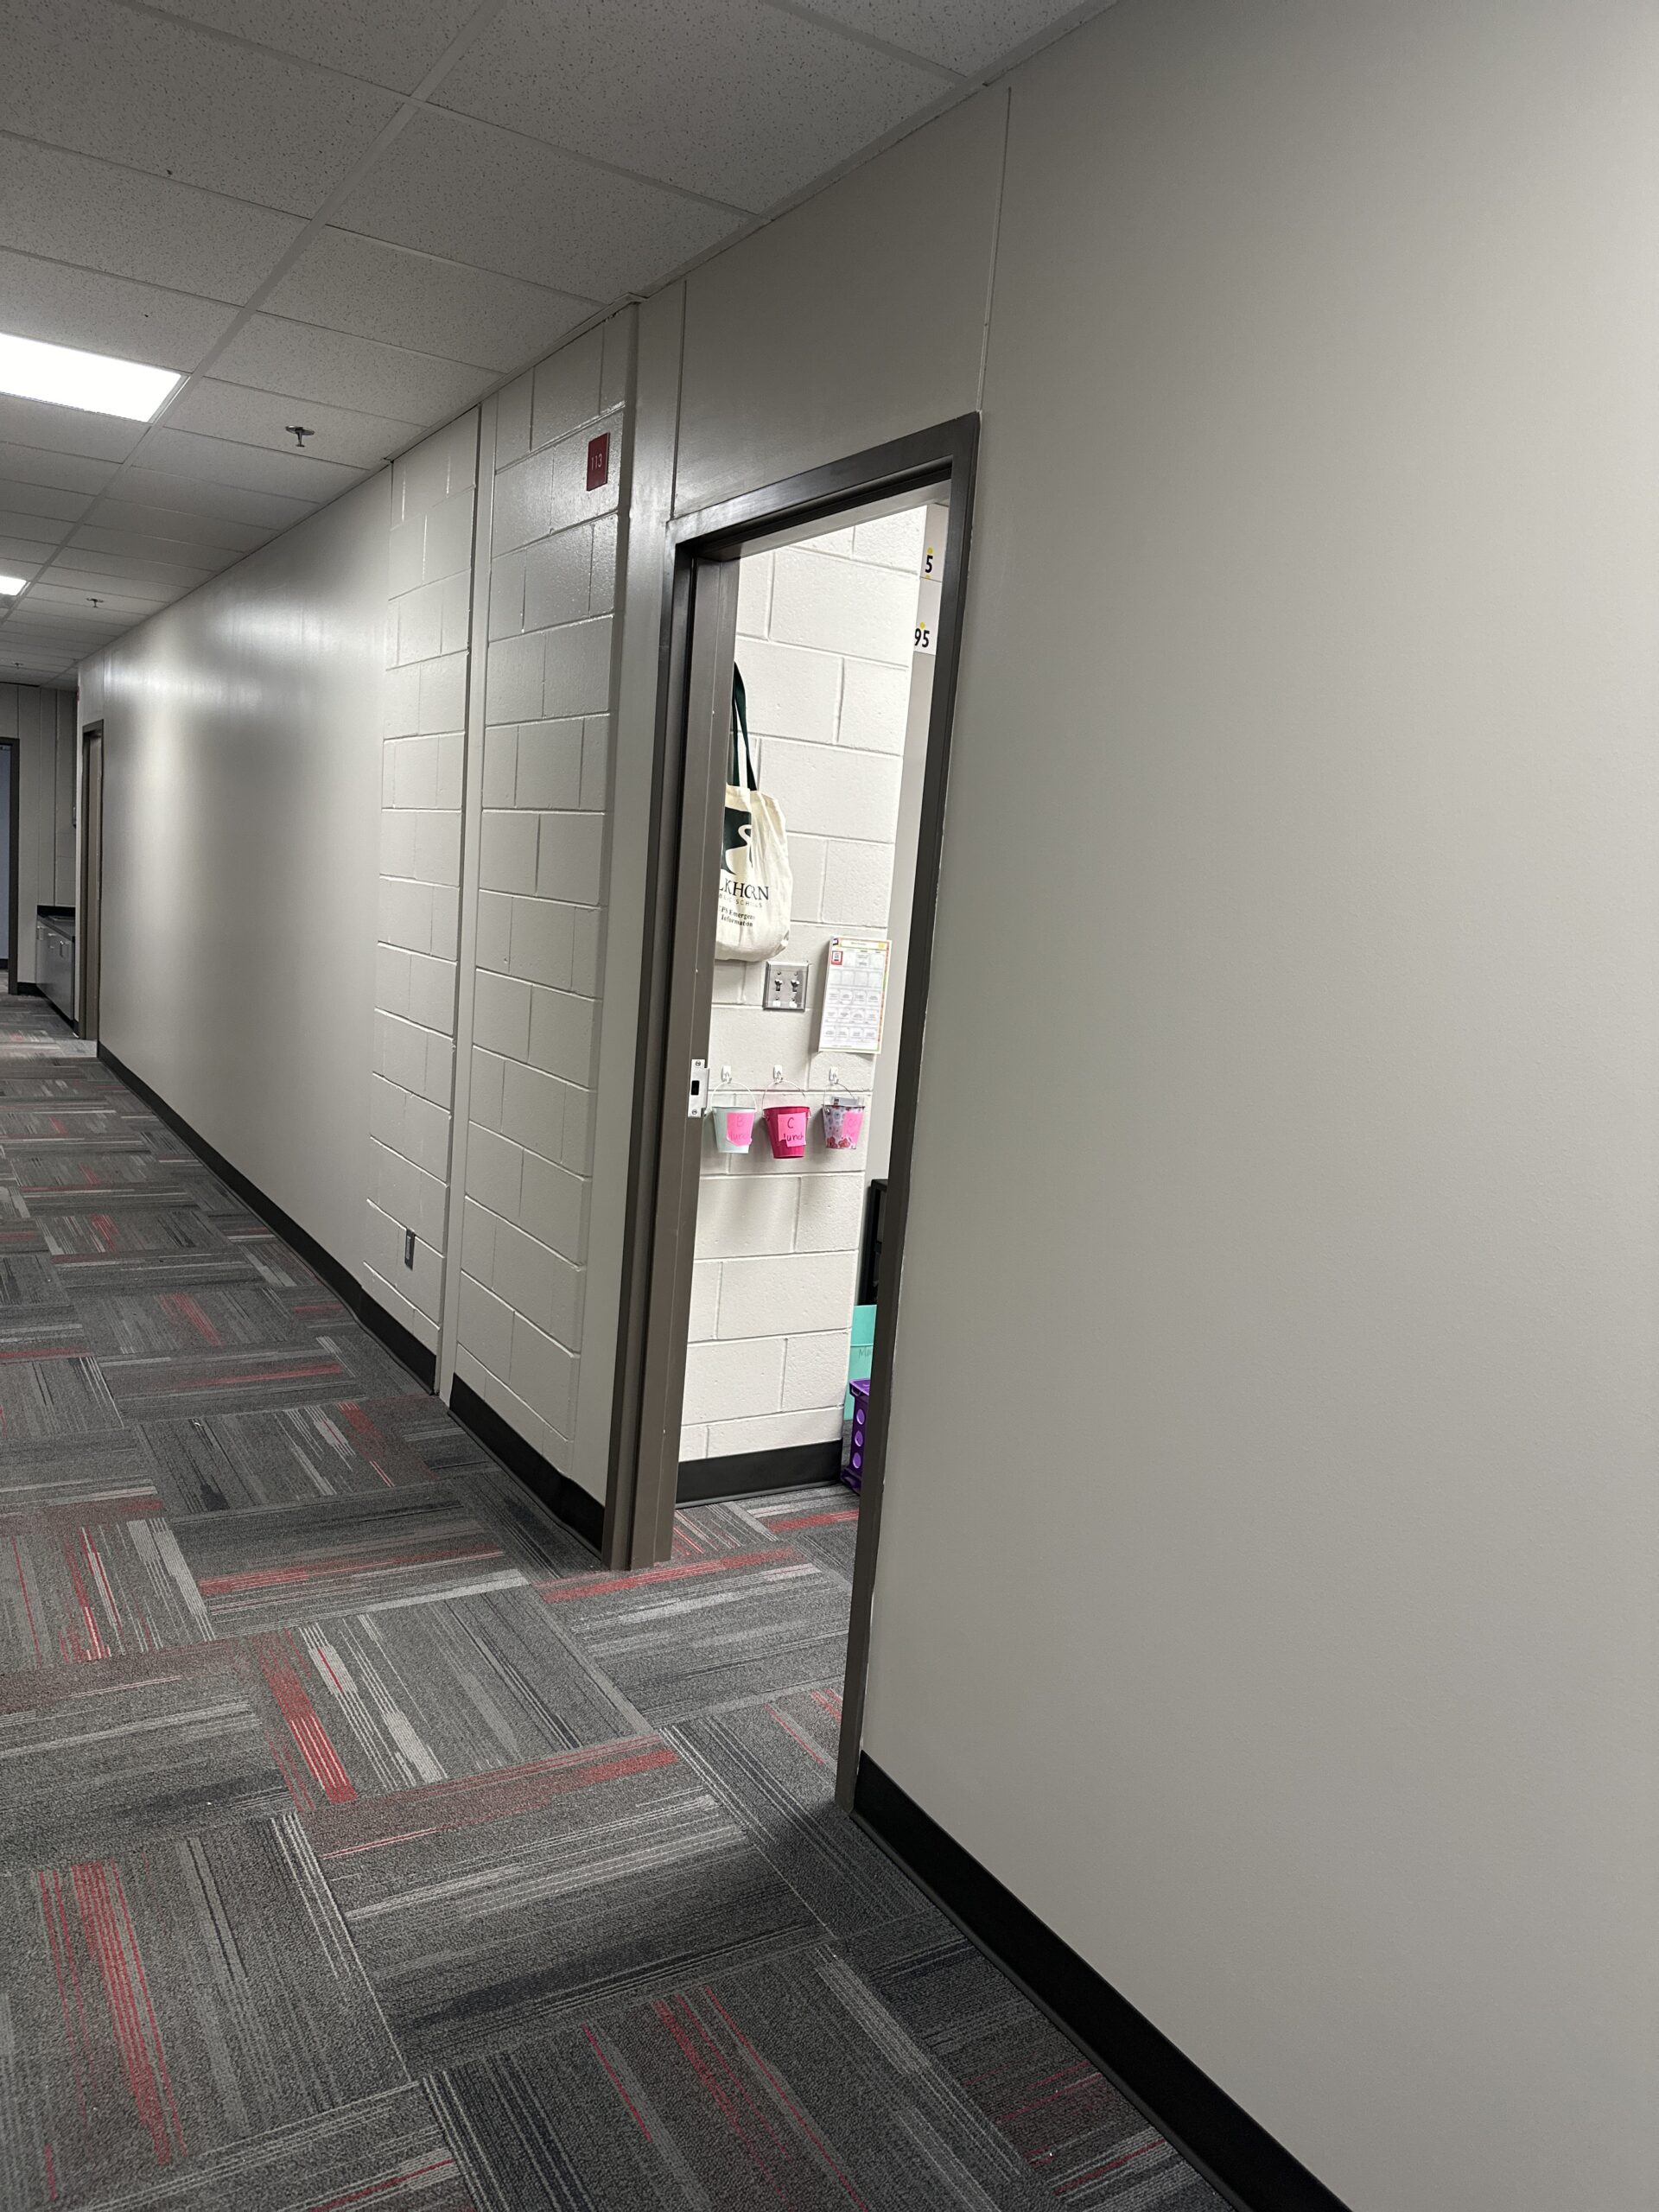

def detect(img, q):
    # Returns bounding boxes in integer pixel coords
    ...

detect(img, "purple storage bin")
[844,1376,872,1493]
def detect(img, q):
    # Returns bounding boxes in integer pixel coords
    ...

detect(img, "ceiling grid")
[0,0,1109,682]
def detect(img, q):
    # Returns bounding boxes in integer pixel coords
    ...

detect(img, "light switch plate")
[764,962,808,1012]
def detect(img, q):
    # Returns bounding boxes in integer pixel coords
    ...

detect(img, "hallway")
[0,996,1213,2211]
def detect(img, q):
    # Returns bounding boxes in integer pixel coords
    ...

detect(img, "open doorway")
[607,417,977,1805]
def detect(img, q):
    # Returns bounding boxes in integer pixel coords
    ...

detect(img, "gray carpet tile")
[312,1735,822,2072]
[0,1431,161,1516]
[0,1815,406,2209]
[170,1489,521,1635]
[68,1282,329,1358]
[0,1353,125,1441]
[747,1488,862,1581]
[0,995,1224,2212]
[668,1682,918,1938]
[542,1547,857,1723]
[847,1913,1228,2209]
[0,1253,73,1312]
[428,1940,1058,2212]
[134,1398,454,1516]
[0,1644,288,1866]
[0,1503,214,1670]
[241,1587,644,1807]
[43,2087,475,2212]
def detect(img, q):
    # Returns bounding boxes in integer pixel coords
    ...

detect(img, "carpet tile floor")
[0,995,1224,2211]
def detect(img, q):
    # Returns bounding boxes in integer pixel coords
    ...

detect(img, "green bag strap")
[729,665,758,792]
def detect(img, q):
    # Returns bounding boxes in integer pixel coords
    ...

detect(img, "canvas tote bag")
[716,667,792,962]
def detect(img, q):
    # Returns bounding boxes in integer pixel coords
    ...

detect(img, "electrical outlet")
[404,1228,416,1269]
[764,962,807,1012]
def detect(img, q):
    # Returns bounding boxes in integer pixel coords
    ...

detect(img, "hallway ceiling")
[0,0,1108,686]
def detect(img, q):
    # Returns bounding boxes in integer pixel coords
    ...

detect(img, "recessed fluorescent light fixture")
[0,575,27,595]
[0,331,181,423]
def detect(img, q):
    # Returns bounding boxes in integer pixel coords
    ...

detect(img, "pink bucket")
[711,1104,755,1154]
[821,1098,865,1151]
[764,1103,809,1160]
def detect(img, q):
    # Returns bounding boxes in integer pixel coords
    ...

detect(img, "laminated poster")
[818,937,890,1054]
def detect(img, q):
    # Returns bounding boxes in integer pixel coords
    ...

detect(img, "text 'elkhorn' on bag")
[715,665,792,963]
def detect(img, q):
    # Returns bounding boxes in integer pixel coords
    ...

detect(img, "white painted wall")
[860,4,1659,2209]
[77,479,385,1268]
[683,510,926,1464]
[674,90,1007,516]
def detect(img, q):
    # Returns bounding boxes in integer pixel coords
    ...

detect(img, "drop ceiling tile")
[0,247,234,372]
[0,512,72,553]
[433,0,950,210]
[28,583,173,616]
[164,378,421,470]
[334,108,743,298]
[212,313,490,423]
[0,442,120,494]
[0,138,304,303]
[88,500,272,554]
[0,401,143,466]
[112,467,317,531]
[3,623,118,646]
[264,228,594,372]
[131,423,366,502]
[0,537,57,569]
[797,0,1096,74]
[0,0,402,213]
[67,524,242,573]
[47,547,214,592]
[0,486,92,526]
[143,0,477,92]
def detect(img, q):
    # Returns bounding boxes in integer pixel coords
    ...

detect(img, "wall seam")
[976,86,1014,411]
[437,397,499,1396]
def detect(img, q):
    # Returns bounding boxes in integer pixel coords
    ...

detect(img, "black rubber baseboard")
[14,979,42,995]
[854,1757,1352,2212]
[677,1437,842,1503]
[449,1376,604,1549]
[96,1043,436,1390]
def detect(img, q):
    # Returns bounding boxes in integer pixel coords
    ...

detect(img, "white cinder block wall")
[365,415,478,1351]
[683,507,926,1463]
[453,315,631,1478]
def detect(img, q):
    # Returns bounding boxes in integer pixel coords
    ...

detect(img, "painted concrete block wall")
[365,413,478,1351]
[0,684,73,986]
[453,315,630,1487]
[683,510,925,1461]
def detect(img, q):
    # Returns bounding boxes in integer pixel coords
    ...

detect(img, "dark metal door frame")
[79,723,104,1039]
[1,738,16,994]
[603,415,980,1808]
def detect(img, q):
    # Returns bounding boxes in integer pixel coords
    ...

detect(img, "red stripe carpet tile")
[0,996,1223,2211]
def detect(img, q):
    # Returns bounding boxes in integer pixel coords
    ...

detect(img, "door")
[604,419,979,1802]
[79,728,103,1039]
